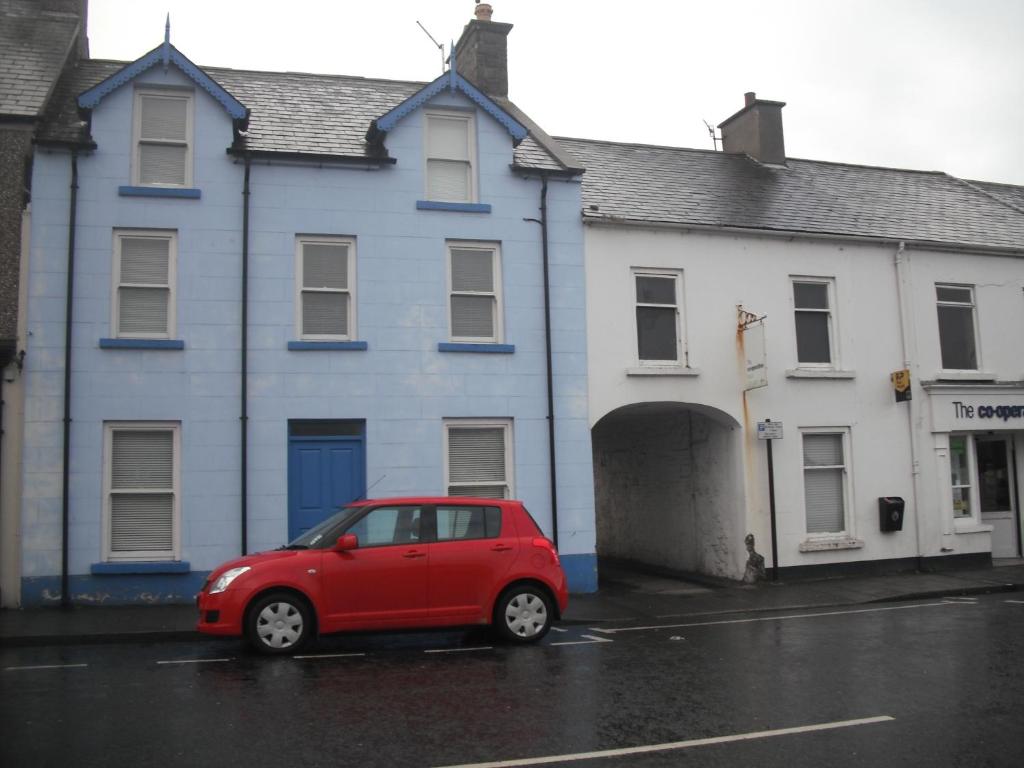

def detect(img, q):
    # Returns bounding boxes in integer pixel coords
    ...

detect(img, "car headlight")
[209,566,251,594]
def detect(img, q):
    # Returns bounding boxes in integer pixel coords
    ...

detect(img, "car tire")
[245,592,312,654]
[494,584,553,643]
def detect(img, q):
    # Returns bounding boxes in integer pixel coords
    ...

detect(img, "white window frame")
[443,419,514,499]
[295,235,357,341]
[132,87,194,188]
[800,427,853,538]
[632,268,685,366]
[948,433,978,525]
[102,421,182,562]
[792,276,837,369]
[424,110,477,203]
[111,229,177,339]
[447,241,503,343]
[936,283,981,372]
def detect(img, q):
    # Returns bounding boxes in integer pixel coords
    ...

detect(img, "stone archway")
[592,402,745,580]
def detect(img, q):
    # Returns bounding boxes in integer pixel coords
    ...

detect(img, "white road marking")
[1006,599,1024,604]
[942,597,978,602]
[156,658,232,665]
[589,601,958,635]
[424,646,493,654]
[4,663,88,671]
[433,715,896,768]
[549,626,568,633]
[293,652,367,660]
[550,634,613,647]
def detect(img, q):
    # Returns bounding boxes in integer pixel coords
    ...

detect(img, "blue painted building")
[20,9,596,604]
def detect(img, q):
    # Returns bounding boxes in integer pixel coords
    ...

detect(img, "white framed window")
[801,428,850,535]
[448,241,502,342]
[296,236,356,340]
[792,277,836,366]
[949,434,975,520]
[103,422,181,561]
[425,111,476,203]
[133,88,193,187]
[444,419,513,499]
[112,229,176,339]
[634,269,683,364]
[936,284,979,371]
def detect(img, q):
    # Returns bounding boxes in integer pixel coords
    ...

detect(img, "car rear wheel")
[246,592,312,654]
[495,585,553,643]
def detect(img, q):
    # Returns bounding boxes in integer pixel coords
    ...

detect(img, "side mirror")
[334,533,358,551]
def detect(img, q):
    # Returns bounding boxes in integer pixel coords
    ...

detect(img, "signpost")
[757,419,782,581]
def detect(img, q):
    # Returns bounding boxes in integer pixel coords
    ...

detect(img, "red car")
[197,497,568,654]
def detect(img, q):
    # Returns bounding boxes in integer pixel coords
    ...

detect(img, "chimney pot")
[475,3,494,21]
[744,91,756,106]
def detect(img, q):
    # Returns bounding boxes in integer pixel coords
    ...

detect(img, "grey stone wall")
[0,126,32,345]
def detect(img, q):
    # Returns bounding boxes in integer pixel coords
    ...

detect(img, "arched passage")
[592,402,746,580]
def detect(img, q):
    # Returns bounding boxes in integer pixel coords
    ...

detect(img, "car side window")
[346,506,422,547]
[435,505,501,542]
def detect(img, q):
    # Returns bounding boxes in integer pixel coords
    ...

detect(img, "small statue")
[743,533,766,583]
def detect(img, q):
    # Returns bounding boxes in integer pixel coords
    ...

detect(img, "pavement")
[2,559,1023,647]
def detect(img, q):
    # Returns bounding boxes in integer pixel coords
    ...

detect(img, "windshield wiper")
[282,544,309,550]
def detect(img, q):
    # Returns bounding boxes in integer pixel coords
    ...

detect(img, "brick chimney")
[454,3,513,97]
[717,92,787,166]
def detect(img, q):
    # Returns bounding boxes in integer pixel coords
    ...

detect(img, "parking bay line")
[156,658,232,665]
[424,646,493,654]
[434,715,895,768]
[5,663,89,671]
[589,601,960,635]
[550,634,613,647]
[293,652,367,660]
[1006,600,1024,605]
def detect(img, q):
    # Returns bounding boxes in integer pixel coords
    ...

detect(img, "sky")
[86,0,1024,185]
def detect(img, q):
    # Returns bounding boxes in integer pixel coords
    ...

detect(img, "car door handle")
[403,550,426,559]
[490,544,513,552]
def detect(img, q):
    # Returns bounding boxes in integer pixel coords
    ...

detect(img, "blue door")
[287,436,366,541]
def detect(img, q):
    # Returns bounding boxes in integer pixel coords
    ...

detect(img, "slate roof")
[37,58,575,172]
[0,0,81,118]
[557,137,1024,252]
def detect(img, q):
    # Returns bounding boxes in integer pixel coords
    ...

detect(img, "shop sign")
[951,401,1024,422]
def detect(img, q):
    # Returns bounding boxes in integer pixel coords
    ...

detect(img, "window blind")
[803,434,844,533]
[448,427,507,499]
[110,430,174,554]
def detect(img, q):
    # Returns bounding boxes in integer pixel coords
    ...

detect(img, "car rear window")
[518,506,544,536]
[435,505,502,541]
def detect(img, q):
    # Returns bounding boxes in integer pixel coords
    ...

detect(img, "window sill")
[786,368,856,379]
[438,342,514,354]
[100,338,184,350]
[953,523,994,535]
[91,561,190,575]
[627,366,701,377]
[118,186,201,199]
[288,341,368,351]
[798,537,864,552]
[416,200,491,214]
[934,370,998,382]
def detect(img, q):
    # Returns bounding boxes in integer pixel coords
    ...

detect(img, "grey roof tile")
[0,0,80,117]
[37,58,573,171]
[557,137,1024,252]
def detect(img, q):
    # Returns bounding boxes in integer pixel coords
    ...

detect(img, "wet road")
[3,594,1023,767]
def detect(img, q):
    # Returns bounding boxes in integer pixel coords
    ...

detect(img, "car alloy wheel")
[246,592,311,654]
[496,586,552,643]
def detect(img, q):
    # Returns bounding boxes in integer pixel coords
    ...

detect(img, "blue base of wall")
[561,553,597,594]
[21,573,210,606]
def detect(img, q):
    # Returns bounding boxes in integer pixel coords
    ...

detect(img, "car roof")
[348,497,521,507]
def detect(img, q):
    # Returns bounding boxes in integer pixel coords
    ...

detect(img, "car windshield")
[285,505,365,549]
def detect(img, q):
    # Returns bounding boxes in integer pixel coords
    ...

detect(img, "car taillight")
[532,537,560,566]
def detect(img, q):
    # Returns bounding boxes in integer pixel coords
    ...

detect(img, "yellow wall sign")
[891,369,911,402]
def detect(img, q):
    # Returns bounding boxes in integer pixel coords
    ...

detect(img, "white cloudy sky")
[87,0,1024,185]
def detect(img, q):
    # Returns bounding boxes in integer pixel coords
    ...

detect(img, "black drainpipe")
[240,155,251,555]
[60,149,79,608]
[538,175,559,548]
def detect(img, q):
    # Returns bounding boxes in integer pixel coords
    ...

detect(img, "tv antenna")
[703,120,721,151]
[417,20,446,74]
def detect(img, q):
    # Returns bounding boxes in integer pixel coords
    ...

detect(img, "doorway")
[976,435,1021,558]
[287,420,366,541]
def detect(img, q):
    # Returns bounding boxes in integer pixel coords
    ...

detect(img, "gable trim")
[77,44,249,126]
[373,70,527,144]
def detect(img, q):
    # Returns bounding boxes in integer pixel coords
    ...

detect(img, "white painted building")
[560,96,1024,580]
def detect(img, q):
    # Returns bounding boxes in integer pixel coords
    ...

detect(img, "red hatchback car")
[197,497,568,653]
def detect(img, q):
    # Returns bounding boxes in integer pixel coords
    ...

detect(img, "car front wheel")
[495,585,553,643]
[246,592,312,654]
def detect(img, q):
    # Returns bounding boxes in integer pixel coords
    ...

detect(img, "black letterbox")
[879,497,905,532]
